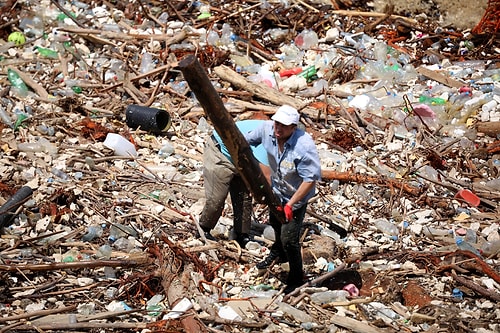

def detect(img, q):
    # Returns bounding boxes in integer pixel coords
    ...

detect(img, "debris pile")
[0,0,499,332]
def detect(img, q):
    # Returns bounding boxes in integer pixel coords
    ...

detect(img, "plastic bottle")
[297,65,317,82]
[7,68,29,97]
[35,46,59,59]
[374,218,399,236]
[310,290,349,304]
[140,53,155,74]
[481,99,497,113]
[0,106,14,128]
[220,23,234,45]
[464,229,477,244]
[480,240,500,257]
[419,95,446,105]
[82,225,103,242]
[294,30,318,50]
[422,226,453,238]
[17,137,58,156]
[51,167,69,181]
[455,237,481,256]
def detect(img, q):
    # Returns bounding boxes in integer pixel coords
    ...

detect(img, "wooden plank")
[416,66,464,88]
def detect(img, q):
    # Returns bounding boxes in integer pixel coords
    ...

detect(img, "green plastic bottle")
[7,68,29,96]
[419,95,446,105]
[35,46,59,59]
[297,66,317,82]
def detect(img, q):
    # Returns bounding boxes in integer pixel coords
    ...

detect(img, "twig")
[0,305,77,323]
[0,259,148,272]
[451,271,500,301]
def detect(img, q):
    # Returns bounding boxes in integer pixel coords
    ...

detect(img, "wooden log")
[476,121,500,137]
[213,64,304,110]
[178,55,285,224]
[321,169,422,196]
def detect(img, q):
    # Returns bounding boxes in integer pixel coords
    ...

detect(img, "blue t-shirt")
[212,120,269,166]
[244,120,321,208]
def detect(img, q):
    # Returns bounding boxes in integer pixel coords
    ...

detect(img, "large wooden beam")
[178,55,285,224]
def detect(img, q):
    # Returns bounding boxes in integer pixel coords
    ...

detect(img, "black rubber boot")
[256,250,281,269]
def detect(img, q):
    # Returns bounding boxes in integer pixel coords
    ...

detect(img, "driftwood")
[321,169,422,196]
[416,66,464,88]
[0,259,149,272]
[178,55,286,223]
[476,121,500,137]
[329,313,396,333]
[213,64,304,110]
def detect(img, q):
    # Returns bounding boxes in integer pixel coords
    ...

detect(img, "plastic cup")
[125,105,171,134]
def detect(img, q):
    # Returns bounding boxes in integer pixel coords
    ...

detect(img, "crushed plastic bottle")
[455,237,481,256]
[419,94,446,105]
[35,46,59,59]
[277,302,313,323]
[82,225,103,242]
[51,167,69,181]
[0,106,14,128]
[310,290,349,304]
[480,240,500,257]
[373,218,399,237]
[7,68,29,97]
[17,137,58,156]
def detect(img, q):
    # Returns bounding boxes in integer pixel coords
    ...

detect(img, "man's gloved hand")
[284,204,293,222]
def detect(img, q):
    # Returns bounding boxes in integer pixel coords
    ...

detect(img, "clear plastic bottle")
[82,225,103,242]
[374,218,399,236]
[310,290,349,304]
[0,106,14,128]
[51,167,69,181]
[455,237,481,256]
[480,240,500,257]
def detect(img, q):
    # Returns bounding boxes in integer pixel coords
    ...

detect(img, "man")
[244,105,321,294]
[199,120,270,247]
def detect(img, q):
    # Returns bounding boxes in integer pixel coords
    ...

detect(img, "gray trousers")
[198,138,252,235]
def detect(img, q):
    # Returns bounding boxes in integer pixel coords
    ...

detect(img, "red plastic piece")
[279,67,303,77]
[455,189,481,207]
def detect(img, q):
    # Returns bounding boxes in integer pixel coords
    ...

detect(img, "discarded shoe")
[236,233,251,247]
[284,282,303,295]
[204,231,216,241]
[256,251,281,269]
[200,227,216,241]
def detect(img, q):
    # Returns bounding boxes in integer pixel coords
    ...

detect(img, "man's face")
[274,121,295,141]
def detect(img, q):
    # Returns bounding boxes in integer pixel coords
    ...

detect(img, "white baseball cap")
[271,105,300,125]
